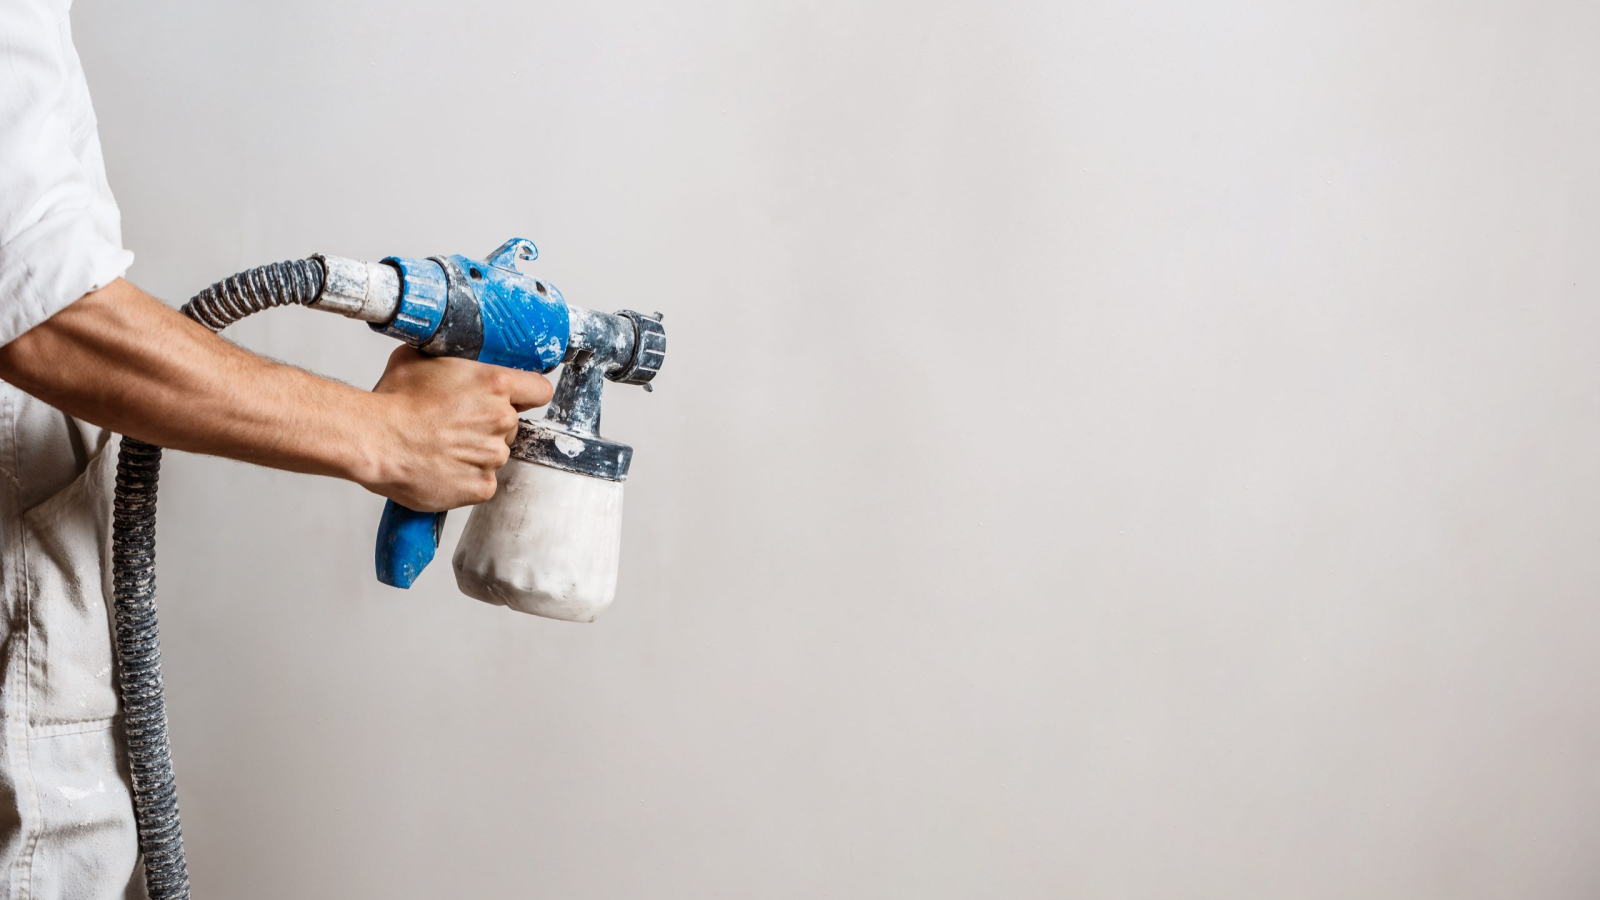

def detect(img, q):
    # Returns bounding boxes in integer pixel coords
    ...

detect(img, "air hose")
[111,258,325,900]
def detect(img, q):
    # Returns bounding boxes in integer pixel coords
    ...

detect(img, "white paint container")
[452,459,624,622]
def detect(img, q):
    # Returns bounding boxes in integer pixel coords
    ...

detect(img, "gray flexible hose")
[112,258,325,900]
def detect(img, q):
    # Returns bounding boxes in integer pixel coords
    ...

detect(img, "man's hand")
[358,347,552,511]
[0,278,552,510]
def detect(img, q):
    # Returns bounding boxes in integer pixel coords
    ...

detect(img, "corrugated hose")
[111,258,325,899]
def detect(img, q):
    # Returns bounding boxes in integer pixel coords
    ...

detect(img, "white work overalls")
[0,409,142,899]
[0,0,148,896]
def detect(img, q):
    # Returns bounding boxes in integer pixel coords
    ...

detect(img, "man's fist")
[356,346,553,511]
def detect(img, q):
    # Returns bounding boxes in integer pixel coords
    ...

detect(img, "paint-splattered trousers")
[0,383,144,899]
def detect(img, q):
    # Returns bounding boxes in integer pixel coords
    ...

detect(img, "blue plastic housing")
[443,252,569,373]
[372,238,575,589]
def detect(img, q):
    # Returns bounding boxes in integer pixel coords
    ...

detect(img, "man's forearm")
[0,277,553,511]
[0,278,382,483]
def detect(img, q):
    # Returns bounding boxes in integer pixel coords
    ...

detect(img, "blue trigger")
[375,500,446,588]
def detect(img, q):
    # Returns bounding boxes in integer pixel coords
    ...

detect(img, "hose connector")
[309,255,401,323]
[372,256,449,345]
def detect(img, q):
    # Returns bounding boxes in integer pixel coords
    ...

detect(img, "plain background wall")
[73,0,1600,897]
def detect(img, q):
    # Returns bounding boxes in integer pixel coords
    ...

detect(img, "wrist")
[340,391,404,491]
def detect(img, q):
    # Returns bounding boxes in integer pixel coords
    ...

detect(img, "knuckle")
[484,368,512,393]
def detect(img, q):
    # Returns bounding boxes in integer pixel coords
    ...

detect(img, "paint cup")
[452,458,623,622]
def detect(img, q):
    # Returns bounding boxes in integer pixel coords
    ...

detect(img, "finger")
[505,370,554,412]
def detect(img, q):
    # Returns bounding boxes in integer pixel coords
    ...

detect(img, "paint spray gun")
[107,236,666,899]
[311,237,666,621]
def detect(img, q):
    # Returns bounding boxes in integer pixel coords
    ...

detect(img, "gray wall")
[77,1,1600,897]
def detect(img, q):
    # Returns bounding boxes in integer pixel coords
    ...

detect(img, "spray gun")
[308,237,666,620]
[109,236,665,899]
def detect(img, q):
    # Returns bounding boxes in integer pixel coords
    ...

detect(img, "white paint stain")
[58,780,105,806]
[553,433,585,458]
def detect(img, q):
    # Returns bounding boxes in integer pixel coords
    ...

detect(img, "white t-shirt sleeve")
[0,0,134,347]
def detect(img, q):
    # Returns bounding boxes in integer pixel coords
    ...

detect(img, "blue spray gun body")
[311,238,664,588]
